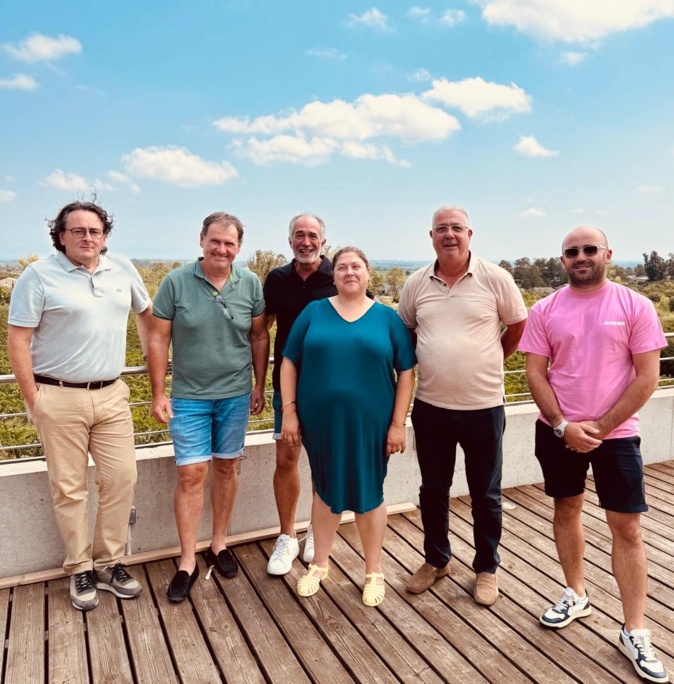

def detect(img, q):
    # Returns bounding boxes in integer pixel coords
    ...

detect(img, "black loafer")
[167,564,199,603]
[205,546,238,578]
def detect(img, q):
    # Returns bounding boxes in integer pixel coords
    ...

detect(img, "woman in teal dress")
[281,247,415,607]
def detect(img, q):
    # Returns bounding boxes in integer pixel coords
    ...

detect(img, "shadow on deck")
[1,462,673,683]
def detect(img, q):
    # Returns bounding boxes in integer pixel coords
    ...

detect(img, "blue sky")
[1,1,673,264]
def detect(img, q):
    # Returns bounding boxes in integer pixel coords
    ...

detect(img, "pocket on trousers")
[26,385,46,424]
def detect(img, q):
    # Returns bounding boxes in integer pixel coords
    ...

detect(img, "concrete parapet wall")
[2,389,672,579]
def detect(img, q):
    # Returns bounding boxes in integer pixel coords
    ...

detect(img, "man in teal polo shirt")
[148,211,269,602]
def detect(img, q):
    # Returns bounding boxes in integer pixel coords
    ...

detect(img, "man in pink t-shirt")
[519,225,668,684]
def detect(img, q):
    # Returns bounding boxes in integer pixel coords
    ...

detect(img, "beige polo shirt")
[398,255,527,410]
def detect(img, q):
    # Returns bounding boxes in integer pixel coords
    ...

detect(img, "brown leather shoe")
[474,572,498,605]
[406,562,449,594]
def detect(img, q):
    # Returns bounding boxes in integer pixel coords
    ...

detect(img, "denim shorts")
[272,390,282,441]
[169,394,250,466]
[535,420,647,513]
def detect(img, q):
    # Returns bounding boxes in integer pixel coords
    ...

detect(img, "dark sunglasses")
[563,245,608,259]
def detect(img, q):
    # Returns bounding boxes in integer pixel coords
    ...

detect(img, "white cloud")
[232,136,410,167]
[0,189,16,203]
[122,146,238,187]
[409,68,433,82]
[42,169,89,191]
[347,8,391,31]
[407,7,431,22]
[422,76,532,120]
[0,74,38,90]
[105,170,141,195]
[637,184,664,194]
[305,47,346,60]
[215,93,460,144]
[475,0,674,43]
[514,135,559,157]
[407,7,466,26]
[572,207,586,215]
[520,208,546,219]
[3,33,82,62]
[559,51,588,65]
[439,10,466,26]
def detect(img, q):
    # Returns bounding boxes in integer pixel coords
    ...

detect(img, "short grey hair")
[288,213,326,240]
[432,204,470,228]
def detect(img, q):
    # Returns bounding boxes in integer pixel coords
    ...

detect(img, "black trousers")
[411,399,505,574]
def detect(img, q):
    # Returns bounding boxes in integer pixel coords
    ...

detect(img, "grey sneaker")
[302,524,315,563]
[267,534,300,575]
[70,571,99,611]
[95,563,142,599]
[619,626,669,683]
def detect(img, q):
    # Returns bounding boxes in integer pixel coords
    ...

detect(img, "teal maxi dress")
[283,299,416,514]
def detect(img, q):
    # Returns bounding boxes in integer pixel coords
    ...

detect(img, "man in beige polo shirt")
[398,205,527,605]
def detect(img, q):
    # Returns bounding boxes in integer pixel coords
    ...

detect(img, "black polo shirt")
[264,256,336,390]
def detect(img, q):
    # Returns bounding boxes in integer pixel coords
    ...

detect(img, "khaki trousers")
[29,380,137,574]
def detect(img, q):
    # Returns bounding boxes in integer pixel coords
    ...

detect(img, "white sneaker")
[302,524,315,563]
[267,534,299,575]
[540,587,591,629]
[619,626,669,683]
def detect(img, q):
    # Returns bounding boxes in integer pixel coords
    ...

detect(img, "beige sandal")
[297,564,329,597]
[363,572,386,606]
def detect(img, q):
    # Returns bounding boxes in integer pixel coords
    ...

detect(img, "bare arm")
[249,313,270,415]
[387,368,415,455]
[501,319,527,359]
[265,313,276,332]
[525,352,601,453]
[7,325,39,410]
[135,303,153,360]
[280,357,301,448]
[148,317,173,424]
[590,349,661,439]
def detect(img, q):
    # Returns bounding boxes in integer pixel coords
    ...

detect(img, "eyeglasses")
[563,245,608,259]
[63,228,105,238]
[212,292,233,319]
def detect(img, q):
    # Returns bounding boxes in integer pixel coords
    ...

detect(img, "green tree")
[18,254,39,271]
[385,267,407,302]
[643,251,666,281]
[246,250,286,282]
[498,260,513,275]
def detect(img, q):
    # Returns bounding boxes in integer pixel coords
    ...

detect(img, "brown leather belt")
[34,374,118,390]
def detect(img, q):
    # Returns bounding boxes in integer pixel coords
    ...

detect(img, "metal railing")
[2,331,673,461]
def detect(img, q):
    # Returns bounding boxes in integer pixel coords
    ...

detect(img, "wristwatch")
[553,420,568,439]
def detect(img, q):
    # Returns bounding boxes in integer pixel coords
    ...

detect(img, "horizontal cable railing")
[2,331,673,461]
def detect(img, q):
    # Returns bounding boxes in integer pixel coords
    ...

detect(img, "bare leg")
[355,503,387,576]
[553,495,586,596]
[174,462,209,572]
[310,492,341,575]
[606,511,647,631]
[210,458,239,553]
[273,441,302,537]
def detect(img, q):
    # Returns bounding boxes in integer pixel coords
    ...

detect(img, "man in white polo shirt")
[398,204,527,605]
[8,200,152,611]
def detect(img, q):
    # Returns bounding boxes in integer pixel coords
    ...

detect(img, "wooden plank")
[327,528,474,683]
[236,544,353,683]
[188,555,265,684]
[145,559,222,683]
[120,565,177,684]
[371,517,575,684]
[4,583,45,684]
[447,498,674,676]
[47,578,88,684]
[210,554,311,684]
[393,512,622,684]
[87,590,134,684]
[0,589,10,679]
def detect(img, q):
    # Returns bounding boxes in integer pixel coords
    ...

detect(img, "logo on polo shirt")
[603,321,626,326]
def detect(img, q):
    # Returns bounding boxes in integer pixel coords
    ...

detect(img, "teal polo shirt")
[153,260,265,400]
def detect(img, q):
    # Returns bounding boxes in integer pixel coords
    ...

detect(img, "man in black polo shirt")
[264,213,334,575]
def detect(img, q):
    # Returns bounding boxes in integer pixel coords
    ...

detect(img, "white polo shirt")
[398,255,527,410]
[9,251,150,382]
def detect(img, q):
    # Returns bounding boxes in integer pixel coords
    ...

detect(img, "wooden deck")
[1,461,673,684]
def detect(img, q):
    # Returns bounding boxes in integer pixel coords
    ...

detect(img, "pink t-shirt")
[519,281,666,438]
